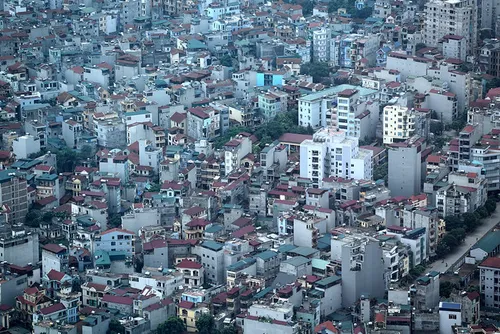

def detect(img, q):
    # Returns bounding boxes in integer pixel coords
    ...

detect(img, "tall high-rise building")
[0,170,28,225]
[388,136,427,198]
[423,0,477,56]
[331,233,386,307]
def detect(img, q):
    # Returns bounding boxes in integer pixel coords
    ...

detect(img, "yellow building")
[177,300,210,332]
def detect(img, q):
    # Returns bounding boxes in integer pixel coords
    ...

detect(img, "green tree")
[442,233,459,249]
[107,319,125,334]
[219,326,238,334]
[213,126,251,149]
[196,314,217,334]
[415,43,427,51]
[300,62,332,82]
[485,78,500,94]
[373,163,388,183]
[485,198,497,214]
[25,209,42,228]
[449,228,466,243]
[476,206,490,219]
[436,240,451,258]
[56,148,78,173]
[42,211,55,223]
[440,281,457,298]
[147,183,161,192]
[108,213,122,228]
[430,121,443,136]
[444,215,463,231]
[219,55,233,67]
[156,317,186,334]
[463,212,480,232]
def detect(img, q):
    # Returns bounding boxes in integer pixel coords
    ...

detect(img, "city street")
[427,203,500,274]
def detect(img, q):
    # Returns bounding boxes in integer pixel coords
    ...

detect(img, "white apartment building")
[93,228,136,256]
[383,105,416,144]
[12,135,41,159]
[312,28,330,63]
[298,84,378,132]
[440,35,467,61]
[300,128,372,187]
[129,271,184,297]
[423,0,477,56]
[224,136,252,175]
[478,257,500,309]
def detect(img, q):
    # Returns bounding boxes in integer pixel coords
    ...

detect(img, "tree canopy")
[156,317,186,334]
[300,62,332,83]
[214,110,313,149]
[107,319,125,334]
[196,314,217,334]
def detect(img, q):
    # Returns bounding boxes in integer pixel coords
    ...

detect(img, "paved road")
[427,202,500,274]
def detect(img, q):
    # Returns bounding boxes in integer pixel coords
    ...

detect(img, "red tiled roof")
[480,257,500,269]
[86,283,108,292]
[170,112,186,123]
[42,244,66,254]
[279,133,312,144]
[178,300,195,309]
[102,295,134,305]
[176,259,202,269]
[186,218,210,227]
[231,225,255,239]
[375,312,385,323]
[314,321,339,334]
[46,269,65,281]
[183,206,205,216]
[39,303,65,315]
[143,239,167,251]
[100,228,134,236]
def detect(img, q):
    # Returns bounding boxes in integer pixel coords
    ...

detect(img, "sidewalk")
[427,203,500,274]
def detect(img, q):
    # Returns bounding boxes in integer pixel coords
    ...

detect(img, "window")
[449,314,457,320]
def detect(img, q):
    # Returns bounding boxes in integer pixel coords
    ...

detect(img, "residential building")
[388,136,427,197]
[257,90,288,120]
[35,173,62,201]
[0,226,39,267]
[331,233,386,307]
[415,271,441,311]
[260,141,288,183]
[41,244,68,277]
[0,170,28,224]
[176,259,204,288]
[312,28,330,63]
[478,257,500,309]
[297,84,378,131]
[423,0,477,56]
[383,105,416,144]
[62,120,83,149]
[128,271,183,297]
[98,151,130,184]
[12,135,40,159]
[254,250,281,284]
[186,106,220,140]
[309,276,342,317]
[242,303,298,334]
[177,300,210,333]
[92,228,135,256]
[300,127,372,187]
[436,171,487,217]
[440,35,467,61]
[439,302,462,334]
[193,241,225,284]
[224,135,252,175]
[479,39,500,77]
